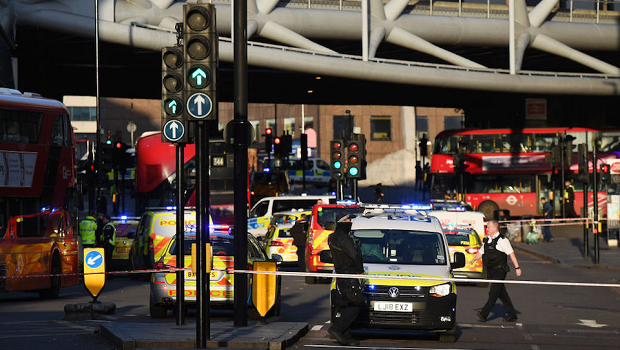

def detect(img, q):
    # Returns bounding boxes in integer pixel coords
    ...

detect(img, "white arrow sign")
[187,93,212,119]
[169,122,179,139]
[87,254,102,266]
[194,94,206,116]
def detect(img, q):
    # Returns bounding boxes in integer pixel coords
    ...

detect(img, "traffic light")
[419,134,428,157]
[346,136,363,179]
[161,46,187,143]
[282,134,293,156]
[265,128,273,152]
[330,140,344,181]
[273,136,281,155]
[600,163,611,184]
[577,144,589,182]
[106,130,112,145]
[300,134,308,161]
[183,3,218,121]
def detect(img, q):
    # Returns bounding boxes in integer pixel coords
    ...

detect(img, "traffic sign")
[163,120,186,142]
[83,248,106,298]
[187,92,212,119]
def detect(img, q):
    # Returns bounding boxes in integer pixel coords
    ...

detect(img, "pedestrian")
[328,213,363,346]
[541,197,554,242]
[470,219,522,322]
[79,211,98,249]
[291,214,309,272]
[563,180,578,218]
[99,215,116,273]
[374,183,384,203]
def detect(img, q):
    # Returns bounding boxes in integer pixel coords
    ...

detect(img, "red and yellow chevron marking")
[307,228,334,271]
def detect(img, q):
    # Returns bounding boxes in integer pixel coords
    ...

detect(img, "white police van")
[330,204,465,342]
[287,158,332,188]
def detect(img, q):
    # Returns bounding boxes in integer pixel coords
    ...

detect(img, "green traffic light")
[334,161,342,169]
[349,167,359,176]
[106,140,112,145]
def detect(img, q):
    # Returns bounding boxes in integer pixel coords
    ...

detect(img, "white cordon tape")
[3,268,620,290]
[499,217,605,227]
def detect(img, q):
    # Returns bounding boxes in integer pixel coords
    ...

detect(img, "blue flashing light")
[368,284,376,290]
[401,204,432,210]
[336,199,357,205]
[334,161,342,169]
[264,167,271,172]
[166,206,177,210]
[330,191,336,196]
[348,167,359,176]
[120,215,128,221]
[454,206,466,212]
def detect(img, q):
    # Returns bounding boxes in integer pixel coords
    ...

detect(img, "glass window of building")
[68,106,96,121]
[304,116,314,131]
[284,117,295,137]
[370,116,391,141]
[416,116,428,140]
[266,119,276,132]
[333,115,354,140]
[444,116,464,130]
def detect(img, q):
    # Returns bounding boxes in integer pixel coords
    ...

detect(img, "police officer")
[291,214,309,272]
[470,220,522,322]
[99,215,116,274]
[564,180,578,218]
[79,211,98,248]
[328,213,363,346]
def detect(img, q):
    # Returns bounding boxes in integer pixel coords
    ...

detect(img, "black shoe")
[347,339,360,346]
[549,238,554,242]
[476,311,486,322]
[328,328,349,346]
[503,317,518,322]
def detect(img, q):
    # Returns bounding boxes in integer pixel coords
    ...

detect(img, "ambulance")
[428,200,487,239]
[330,205,465,342]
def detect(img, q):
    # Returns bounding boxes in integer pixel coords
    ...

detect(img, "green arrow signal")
[192,68,207,86]
[167,100,178,114]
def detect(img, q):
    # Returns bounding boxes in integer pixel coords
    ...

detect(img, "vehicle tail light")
[154,262,174,270]
[466,247,479,255]
[269,240,285,247]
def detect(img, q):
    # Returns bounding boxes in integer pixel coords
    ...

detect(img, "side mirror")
[452,252,466,269]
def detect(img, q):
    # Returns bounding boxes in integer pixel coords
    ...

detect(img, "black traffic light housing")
[600,163,611,184]
[273,136,282,155]
[330,140,344,181]
[161,46,187,143]
[281,134,293,156]
[264,128,273,152]
[183,3,218,121]
[346,135,364,179]
[419,134,428,157]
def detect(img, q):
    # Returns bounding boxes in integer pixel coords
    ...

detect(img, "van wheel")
[478,201,499,220]
[439,326,457,342]
[305,276,316,284]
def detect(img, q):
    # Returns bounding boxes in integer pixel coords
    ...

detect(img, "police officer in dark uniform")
[99,215,116,275]
[470,220,522,322]
[328,213,363,346]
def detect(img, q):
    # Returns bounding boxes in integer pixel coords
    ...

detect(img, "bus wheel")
[478,201,499,220]
[40,254,61,299]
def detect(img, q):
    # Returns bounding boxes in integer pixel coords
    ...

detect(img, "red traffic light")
[266,128,273,135]
[274,137,281,145]
[349,143,359,152]
[332,141,342,149]
[115,142,122,149]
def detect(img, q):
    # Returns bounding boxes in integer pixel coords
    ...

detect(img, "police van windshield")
[352,229,447,265]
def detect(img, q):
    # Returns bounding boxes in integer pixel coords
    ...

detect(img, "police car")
[330,204,465,342]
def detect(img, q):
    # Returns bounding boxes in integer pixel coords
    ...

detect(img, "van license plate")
[374,301,413,312]
[185,271,218,280]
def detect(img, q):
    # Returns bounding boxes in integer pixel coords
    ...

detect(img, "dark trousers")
[564,203,578,218]
[542,220,553,241]
[104,244,114,272]
[330,289,361,337]
[295,245,306,272]
[480,267,517,319]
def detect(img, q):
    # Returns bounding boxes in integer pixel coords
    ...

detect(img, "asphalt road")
[2,250,620,350]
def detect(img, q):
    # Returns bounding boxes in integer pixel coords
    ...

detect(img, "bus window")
[533,134,555,152]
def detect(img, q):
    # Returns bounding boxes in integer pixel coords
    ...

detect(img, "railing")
[214,0,620,24]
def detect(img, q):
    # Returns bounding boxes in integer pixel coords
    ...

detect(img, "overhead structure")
[6,0,620,95]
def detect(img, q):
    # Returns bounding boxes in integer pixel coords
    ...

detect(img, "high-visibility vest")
[100,222,116,247]
[79,216,97,246]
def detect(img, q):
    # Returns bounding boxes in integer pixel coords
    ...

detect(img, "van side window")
[251,201,269,217]
[316,160,330,171]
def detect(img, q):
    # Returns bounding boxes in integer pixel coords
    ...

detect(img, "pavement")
[96,223,620,350]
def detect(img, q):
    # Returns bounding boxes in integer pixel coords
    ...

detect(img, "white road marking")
[577,319,608,328]
[311,325,324,331]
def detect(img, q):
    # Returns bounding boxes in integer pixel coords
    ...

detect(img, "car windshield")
[316,207,363,229]
[169,236,235,256]
[352,229,447,265]
[445,232,472,246]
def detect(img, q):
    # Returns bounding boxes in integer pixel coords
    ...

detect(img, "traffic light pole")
[233,0,249,327]
[593,137,599,264]
[175,143,185,326]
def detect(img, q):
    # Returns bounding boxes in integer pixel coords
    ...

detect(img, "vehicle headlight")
[429,283,451,297]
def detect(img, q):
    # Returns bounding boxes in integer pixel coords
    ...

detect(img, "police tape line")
[499,217,605,227]
[3,268,620,290]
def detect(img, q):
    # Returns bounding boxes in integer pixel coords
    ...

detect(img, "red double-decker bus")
[0,89,80,297]
[430,127,619,219]
[135,132,243,227]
